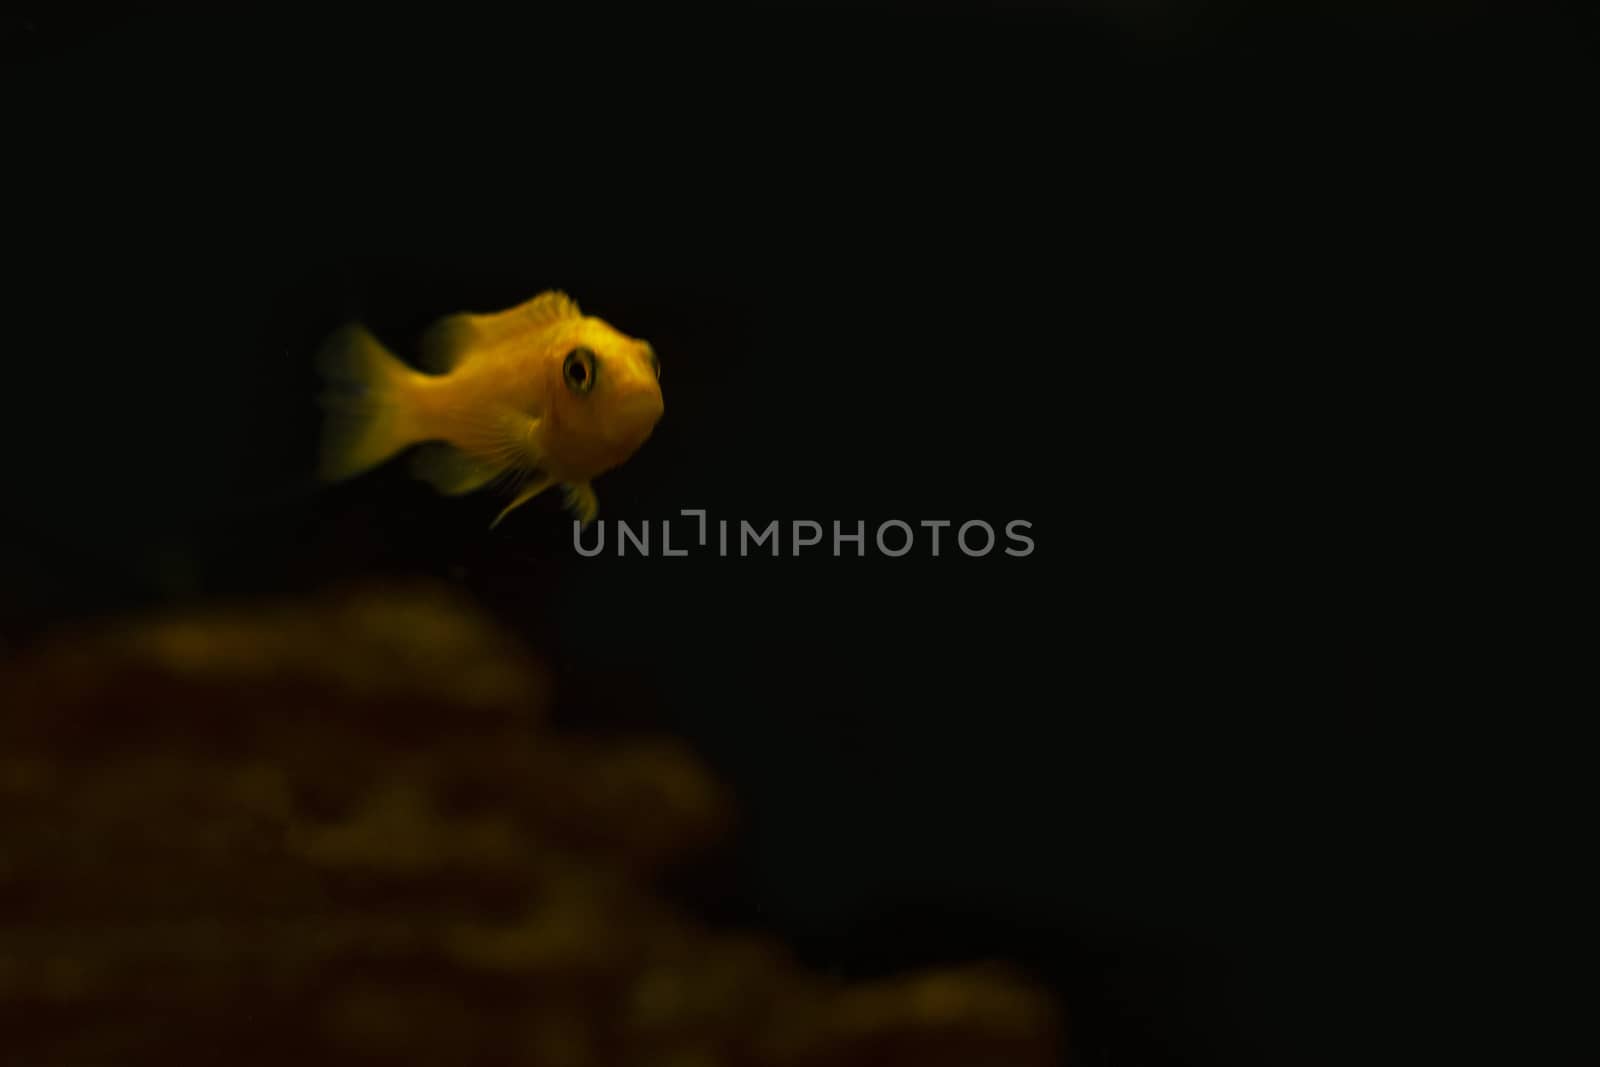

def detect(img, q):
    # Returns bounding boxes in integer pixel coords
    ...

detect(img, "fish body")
[316,291,662,526]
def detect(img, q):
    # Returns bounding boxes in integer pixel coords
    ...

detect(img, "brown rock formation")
[0,581,1063,1065]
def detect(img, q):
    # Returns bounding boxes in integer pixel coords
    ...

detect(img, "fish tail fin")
[315,323,428,482]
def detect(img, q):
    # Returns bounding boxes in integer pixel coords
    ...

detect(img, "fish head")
[546,316,664,474]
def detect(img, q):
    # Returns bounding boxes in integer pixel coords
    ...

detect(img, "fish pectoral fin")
[453,408,547,475]
[409,443,503,496]
[489,475,556,530]
[562,482,599,527]
[491,410,546,470]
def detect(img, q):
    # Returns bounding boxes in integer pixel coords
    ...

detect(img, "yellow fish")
[315,291,663,527]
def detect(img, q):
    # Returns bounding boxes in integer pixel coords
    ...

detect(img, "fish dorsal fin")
[521,290,581,327]
[418,290,582,374]
[417,314,485,373]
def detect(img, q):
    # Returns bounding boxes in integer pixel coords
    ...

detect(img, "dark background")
[1,3,1579,1064]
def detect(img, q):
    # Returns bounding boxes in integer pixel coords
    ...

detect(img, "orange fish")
[316,291,662,527]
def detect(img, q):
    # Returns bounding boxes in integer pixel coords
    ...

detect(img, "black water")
[3,4,1578,1065]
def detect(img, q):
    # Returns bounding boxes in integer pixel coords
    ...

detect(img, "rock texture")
[0,581,1063,1065]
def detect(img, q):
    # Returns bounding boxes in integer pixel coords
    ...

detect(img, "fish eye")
[563,347,597,394]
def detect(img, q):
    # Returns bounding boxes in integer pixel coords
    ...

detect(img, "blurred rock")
[0,580,1063,1065]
